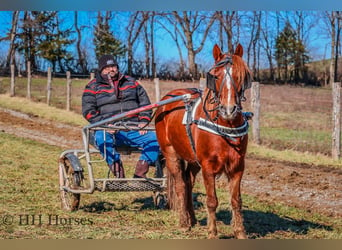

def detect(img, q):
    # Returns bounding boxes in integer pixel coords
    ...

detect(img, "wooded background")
[0,11,341,85]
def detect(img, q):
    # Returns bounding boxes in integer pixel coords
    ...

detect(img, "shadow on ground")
[199,209,332,239]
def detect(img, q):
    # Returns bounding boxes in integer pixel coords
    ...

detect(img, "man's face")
[102,65,118,78]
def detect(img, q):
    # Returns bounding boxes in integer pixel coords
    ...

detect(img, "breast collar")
[182,97,249,141]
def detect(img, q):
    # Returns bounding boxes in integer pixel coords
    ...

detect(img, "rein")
[181,56,252,163]
[204,56,246,122]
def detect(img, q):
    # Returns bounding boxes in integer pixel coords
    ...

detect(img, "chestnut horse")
[155,44,252,239]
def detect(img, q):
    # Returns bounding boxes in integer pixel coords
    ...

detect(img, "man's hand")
[107,124,117,134]
[138,122,148,135]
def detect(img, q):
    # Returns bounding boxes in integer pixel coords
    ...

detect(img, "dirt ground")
[0,107,341,218]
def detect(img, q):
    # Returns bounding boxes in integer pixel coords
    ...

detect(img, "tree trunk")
[126,11,147,75]
[330,11,336,86]
[6,11,19,69]
[172,11,216,80]
[75,11,87,74]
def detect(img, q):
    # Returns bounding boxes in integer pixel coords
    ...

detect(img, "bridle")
[203,55,249,121]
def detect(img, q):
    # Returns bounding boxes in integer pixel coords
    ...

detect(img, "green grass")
[0,132,341,239]
[0,94,86,127]
[248,143,341,167]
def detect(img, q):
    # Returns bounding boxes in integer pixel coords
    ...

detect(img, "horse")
[155,44,252,239]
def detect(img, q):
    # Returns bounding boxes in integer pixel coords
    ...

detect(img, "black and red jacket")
[82,72,152,124]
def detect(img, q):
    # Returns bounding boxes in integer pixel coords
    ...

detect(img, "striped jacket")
[82,72,152,124]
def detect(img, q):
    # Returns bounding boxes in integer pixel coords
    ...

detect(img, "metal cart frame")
[58,94,191,211]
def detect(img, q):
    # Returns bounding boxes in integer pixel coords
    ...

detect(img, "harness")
[182,55,252,164]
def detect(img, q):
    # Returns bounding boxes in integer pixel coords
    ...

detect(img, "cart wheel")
[59,154,83,211]
[153,191,167,209]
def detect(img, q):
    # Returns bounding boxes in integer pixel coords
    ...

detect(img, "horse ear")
[234,43,243,57]
[213,44,222,61]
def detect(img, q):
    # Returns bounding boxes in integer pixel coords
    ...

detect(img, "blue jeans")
[94,130,160,166]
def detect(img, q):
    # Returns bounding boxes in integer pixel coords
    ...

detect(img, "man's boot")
[108,160,125,178]
[133,160,149,178]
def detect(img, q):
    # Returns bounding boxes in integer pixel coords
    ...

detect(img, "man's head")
[98,54,119,78]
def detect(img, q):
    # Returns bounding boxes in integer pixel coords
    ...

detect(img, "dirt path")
[0,108,341,218]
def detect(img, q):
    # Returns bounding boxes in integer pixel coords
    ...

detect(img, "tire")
[59,154,83,211]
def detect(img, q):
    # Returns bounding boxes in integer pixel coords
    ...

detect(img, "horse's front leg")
[202,169,218,239]
[229,169,247,239]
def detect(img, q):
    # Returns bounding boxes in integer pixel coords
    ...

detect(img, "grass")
[0,78,341,238]
[0,132,341,239]
[0,94,86,127]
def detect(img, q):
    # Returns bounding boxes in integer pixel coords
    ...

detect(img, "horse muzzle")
[219,104,238,120]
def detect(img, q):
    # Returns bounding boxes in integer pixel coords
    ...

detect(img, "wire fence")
[1,64,341,159]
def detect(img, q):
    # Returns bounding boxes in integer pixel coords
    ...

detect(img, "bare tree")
[158,12,187,80]
[172,11,216,79]
[74,11,87,74]
[126,11,148,75]
[261,11,275,81]
[215,11,236,53]
[327,11,337,85]
[5,11,19,69]
[246,11,262,80]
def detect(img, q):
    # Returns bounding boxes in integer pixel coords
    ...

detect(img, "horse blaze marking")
[225,67,233,113]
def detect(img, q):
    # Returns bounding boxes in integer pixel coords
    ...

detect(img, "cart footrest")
[94,178,166,192]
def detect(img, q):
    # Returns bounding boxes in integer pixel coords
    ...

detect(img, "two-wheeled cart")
[58,93,191,211]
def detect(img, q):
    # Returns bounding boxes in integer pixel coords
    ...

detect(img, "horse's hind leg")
[165,147,192,229]
[229,169,247,239]
[202,170,218,239]
[186,163,201,226]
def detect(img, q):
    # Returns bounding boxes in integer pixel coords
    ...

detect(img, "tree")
[93,11,126,62]
[261,11,276,81]
[126,11,148,75]
[275,21,309,83]
[246,11,262,80]
[74,11,88,74]
[15,11,39,71]
[158,12,187,80]
[37,12,74,73]
[215,11,236,53]
[5,11,19,69]
[172,11,216,79]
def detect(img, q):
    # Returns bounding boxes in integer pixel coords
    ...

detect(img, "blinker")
[206,72,217,94]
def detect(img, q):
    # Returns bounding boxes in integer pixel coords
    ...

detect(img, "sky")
[0,0,341,11]
[0,1,341,72]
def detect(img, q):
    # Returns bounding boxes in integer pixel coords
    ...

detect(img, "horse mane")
[232,54,253,86]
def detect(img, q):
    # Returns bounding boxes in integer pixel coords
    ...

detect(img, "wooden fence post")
[154,78,160,102]
[47,67,52,105]
[27,61,31,99]
[66,71,72,111]
[10,64,15,97]
[251,81,261,144]
[332,82,341,159]
[199,77,206,90]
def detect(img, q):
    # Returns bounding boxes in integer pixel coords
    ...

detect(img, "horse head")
[206,44,252,121]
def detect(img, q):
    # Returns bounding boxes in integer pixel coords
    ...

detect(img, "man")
[82,54,160,178]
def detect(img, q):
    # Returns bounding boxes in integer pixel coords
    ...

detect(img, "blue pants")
[94,130,160,166]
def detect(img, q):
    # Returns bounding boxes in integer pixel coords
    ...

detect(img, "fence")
[4,64,342,159]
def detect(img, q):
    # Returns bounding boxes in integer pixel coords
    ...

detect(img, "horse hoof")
[180,226,191,232]
[235,231,247,239]
[208,233,218,239]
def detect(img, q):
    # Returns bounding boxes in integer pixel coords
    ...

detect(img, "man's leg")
[115,131,160,178]
[94,130,124,178]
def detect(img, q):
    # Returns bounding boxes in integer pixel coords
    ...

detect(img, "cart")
[58,93,191,211]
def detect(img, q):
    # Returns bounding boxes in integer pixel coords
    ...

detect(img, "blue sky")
[0,0,341,11]
[0,4,341,72]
